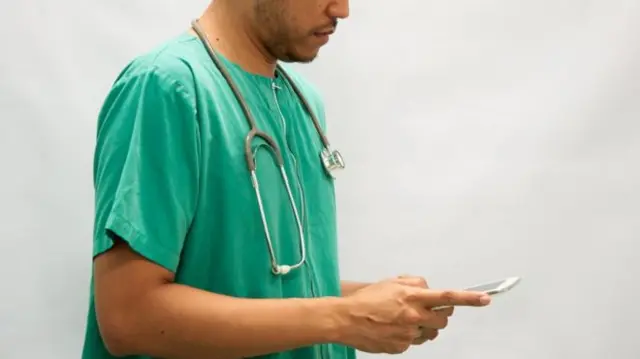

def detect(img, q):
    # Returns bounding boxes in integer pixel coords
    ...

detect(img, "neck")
[195,1,277,77]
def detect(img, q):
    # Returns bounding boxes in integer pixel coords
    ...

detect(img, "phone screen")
[465,280,507,293]
[464,277,521,295]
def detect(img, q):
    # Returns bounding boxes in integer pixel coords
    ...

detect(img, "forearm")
[101,283,346,359]
[340,275,425,296]
[340,281,370,296]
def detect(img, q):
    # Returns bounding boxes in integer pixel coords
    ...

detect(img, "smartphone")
[463,276,521,295]
[432,276,521,310]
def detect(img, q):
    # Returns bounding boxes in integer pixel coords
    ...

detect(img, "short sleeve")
[92,62,200,273]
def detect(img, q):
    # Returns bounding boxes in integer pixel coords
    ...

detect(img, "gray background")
[1,0,639,358]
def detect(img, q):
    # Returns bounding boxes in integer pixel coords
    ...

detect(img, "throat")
[195,4,278,77]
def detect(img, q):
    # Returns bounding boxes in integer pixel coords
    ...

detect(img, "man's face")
[252,0,349,63]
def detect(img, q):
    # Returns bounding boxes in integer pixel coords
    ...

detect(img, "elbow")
[92,240,175,357]
[96,309,139,357]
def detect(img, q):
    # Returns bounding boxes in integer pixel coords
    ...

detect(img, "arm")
[95,240,347,358]
[91,64,350,358]
[340,281,370,296]
[92,62,367,358]
[341,276,428,296]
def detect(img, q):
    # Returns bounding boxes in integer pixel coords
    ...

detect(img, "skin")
[96,241,488,357]
[250,0,343,63]
[194,0,349,76]
[93,1,492,358]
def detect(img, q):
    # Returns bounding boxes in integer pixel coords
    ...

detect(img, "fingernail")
[479,295,491,304]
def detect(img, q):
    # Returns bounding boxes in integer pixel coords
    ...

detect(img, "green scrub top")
[82,32,356,359]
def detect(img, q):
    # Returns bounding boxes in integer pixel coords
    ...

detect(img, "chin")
[279,48,321,64]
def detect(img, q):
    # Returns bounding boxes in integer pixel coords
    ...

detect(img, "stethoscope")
[191,20,345,276]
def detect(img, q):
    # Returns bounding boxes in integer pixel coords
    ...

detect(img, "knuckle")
[405,309,422,324]
[400,285,413,296]
[422,312,448,329]
[440,290,456,303]
[396,326,419,344]
[429,330,440,340]
[400,287,416,301]
[401,330,415,342]
[420,328,439,341]
[414,337,428,345]
[472,295,485,305]
[420,310,435,323]
[386,343,404,354]
[394,343,411,354]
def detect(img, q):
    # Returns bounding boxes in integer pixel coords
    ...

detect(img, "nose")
[328,0,350,19]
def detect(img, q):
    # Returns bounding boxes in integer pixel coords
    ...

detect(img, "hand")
[336,279,490,355]
[391,275,429,289]
[413,306,454,345]
[390,275,454,345]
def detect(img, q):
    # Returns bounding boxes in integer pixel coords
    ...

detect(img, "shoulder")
[108,34,201,108]
[279,64,327,125]
[96,35,204,143]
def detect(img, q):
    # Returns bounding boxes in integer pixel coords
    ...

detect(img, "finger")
[433,306,454,317]
[412,328,439,345]
[408,288,492,307]
[421,311,448,329]
[406,305,448,329]
[392,325,422,343]
[395,275,429,289]
[423,328,439,341]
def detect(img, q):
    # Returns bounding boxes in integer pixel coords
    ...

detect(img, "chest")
[200,71,327,181]
[178,69,339,298]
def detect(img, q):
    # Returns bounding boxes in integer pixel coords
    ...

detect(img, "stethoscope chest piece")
[190,18,347,276]
[321,148,345,178]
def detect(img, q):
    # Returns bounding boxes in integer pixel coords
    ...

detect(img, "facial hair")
[252,0,317,63]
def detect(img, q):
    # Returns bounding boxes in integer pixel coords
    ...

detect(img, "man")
[82,1,491,358]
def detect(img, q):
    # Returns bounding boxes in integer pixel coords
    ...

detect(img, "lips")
[314,29,335,36]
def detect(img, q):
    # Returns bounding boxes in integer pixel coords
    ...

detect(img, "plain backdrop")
[1,1,639,358]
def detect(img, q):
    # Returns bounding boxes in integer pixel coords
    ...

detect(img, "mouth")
[313,28,335,37]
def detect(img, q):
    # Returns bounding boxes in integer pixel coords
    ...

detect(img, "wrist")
[316,296,355,345]
[340,281,370,296]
